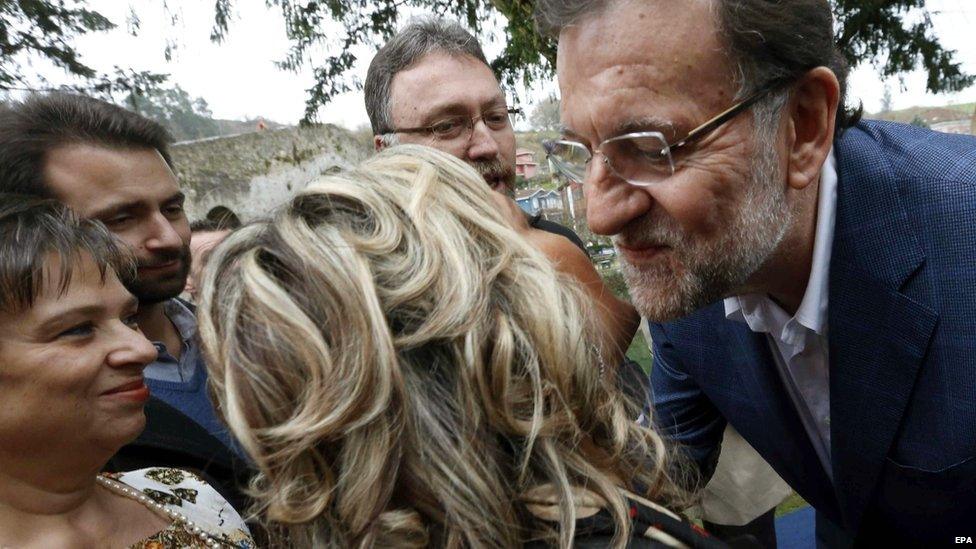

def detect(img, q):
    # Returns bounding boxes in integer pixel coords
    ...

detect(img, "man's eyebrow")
[164,191,186,205]
[610,116,676,139]
[421,93,508,121]
[418,102,466,122]
[559,127,587,142]
[481,94,508,109]
[89,191,184,219]
[560,116,677,144]
[89,200,143,220]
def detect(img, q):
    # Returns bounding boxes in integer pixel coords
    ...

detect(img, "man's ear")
[785,66,840,191]
[373,135,386,152]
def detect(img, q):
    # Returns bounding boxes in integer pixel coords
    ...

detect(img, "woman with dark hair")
[0,195,254,548]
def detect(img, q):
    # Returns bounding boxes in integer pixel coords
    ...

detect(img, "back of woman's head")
[198,146,682,547]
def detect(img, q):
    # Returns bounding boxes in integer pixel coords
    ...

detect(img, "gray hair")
[0,194,135,314]
[364,17,491,141]
[535,0,860,135]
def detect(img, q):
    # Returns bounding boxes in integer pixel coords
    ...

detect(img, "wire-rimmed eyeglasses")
[543,82,788,186]
[383,107,521,143]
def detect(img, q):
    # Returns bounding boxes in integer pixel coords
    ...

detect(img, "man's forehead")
[43,143,178,214]
[556,0,734,139]
[389,51,506,121]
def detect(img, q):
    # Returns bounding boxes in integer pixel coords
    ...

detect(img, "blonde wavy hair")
[198,145,687,547]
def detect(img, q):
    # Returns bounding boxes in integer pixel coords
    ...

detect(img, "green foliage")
[910,114,930,128]
[599,267,630,301]
[210,0,555,124]
[530,94,560,131]
[124,84,221,141]
[0,0,114,88]
[2,1,973,126]
[207,0,974,123]
[834,0,974,94]
[0,1,168,102]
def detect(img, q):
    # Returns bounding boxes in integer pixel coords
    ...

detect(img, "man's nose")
[465,120,501,161]
[145,212,184,252]
[584,157,651,236]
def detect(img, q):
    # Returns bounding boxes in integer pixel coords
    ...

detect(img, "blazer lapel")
[717,320,839,518]
[827,129,939,532]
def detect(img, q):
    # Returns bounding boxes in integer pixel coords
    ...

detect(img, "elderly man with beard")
[0,93,251,513]
[364,17,639,364]
[537,0,976,545]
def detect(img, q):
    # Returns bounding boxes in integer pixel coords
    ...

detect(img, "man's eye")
[105,215,132,227]
[163,204,184,217]
[123,314,140,330]
[484,111,509,126]
[58,322,94,338]
[430,119,464,136]
[616,138,668,161]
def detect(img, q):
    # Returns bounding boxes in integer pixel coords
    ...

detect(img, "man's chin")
[127,274,189,306]
[481,173,515,197]
[620,259,708,322]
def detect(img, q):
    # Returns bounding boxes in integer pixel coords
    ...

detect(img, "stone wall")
[171,124,370,222]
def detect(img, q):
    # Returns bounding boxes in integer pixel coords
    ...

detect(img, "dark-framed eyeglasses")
[383,107,521,143]
[543,82,789,186]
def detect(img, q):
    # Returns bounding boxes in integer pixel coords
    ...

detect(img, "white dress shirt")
[724,148,838,478]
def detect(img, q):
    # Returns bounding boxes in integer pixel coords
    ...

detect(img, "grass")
[626,332,653,374]
[775,492,809,517]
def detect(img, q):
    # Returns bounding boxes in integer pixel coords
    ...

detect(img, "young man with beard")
[0,93,251,512]
[537,0,976,544]
[364,17,639,363]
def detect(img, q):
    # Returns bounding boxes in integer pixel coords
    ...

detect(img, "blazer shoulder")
[649,302,730,348]
[839,120,976,186]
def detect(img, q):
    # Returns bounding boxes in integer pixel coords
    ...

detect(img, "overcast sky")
[38,0,976,129]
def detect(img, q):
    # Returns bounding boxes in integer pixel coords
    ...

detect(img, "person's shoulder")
[529,216,589,254]
[650,301,729,339]
[839,120,976,184]
[520,222,592,278]
[112,467,255,547]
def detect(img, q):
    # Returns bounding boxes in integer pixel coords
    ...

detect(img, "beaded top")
[100,468,255,548]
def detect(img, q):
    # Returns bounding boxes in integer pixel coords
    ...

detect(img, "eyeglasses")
[384,107,521,143]
[543,82,787,186]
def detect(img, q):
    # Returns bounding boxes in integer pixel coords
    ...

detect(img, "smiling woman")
[0,195,254,548]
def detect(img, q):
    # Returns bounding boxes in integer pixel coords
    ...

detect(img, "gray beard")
[617,136,793,322]
[472,159,516,199]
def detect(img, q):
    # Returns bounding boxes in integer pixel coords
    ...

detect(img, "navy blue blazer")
[649,120,976,543]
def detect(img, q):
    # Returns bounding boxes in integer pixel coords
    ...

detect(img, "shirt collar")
[162,298,197,344]
[725,146,838,337]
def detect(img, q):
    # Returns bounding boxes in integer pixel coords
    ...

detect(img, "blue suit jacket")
[650,120,976,543]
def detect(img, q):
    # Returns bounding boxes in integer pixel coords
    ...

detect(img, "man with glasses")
[537,0,976,545]
[364,17,640,364]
